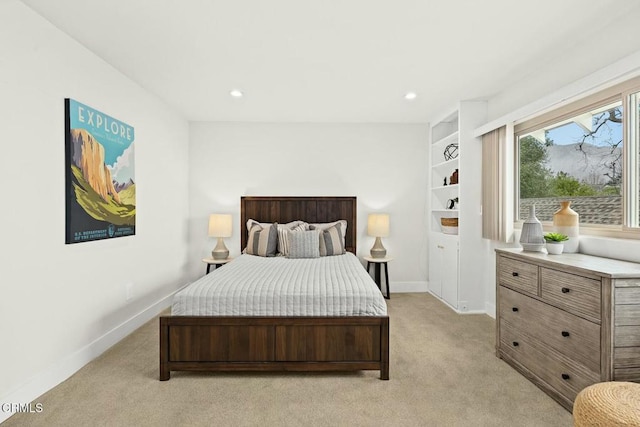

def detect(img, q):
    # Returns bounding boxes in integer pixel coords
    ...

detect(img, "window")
[515,77,640,235]
[517,102,623,225]
[627,90,640,228]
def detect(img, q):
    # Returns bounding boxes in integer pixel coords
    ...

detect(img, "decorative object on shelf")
[519,204,545,252]
[544,232,568,255]
[446,197,458,209]
[440,217,458,235]
[367,213,389,258]
[553,201,579,253]
[208,214,232,259]
[443,143,458,161]
[449,169,459,185]
[443,177,447,186]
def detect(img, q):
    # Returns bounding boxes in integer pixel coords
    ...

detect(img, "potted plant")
[544,232,569,255]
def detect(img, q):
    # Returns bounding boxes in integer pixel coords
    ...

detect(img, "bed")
[159,196,390,380]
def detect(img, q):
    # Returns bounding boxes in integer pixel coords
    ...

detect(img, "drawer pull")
[512,272,519,277]
[512,341,519,347]
[561,331,570,337]
[561,373,571,381]
[561,287,570,293]
[512,307,519,312]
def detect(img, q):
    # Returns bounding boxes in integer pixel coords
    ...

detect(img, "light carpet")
[3,293,572,426]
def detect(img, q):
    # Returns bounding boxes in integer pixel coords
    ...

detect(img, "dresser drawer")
[500,320,599,402]
[499,286,601,373]
[498,256,538,296]
[540,268,601,321]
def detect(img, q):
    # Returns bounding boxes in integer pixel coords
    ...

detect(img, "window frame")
[513,76,640,240]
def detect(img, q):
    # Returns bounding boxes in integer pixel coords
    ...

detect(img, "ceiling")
[20,0,640,123]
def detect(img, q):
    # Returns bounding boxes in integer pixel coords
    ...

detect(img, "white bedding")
[172,252,388,316]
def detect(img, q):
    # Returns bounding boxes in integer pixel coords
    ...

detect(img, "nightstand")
[201,257,232,274]
[363,256,393,299]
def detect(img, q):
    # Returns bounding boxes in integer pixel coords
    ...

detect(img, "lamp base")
[370,237,386,258]
[212,238,229,260]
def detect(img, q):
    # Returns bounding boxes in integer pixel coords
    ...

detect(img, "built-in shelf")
[431,184,459,191]
[432,131,459,147]
[431,230,460,238]
[428,102,486,313]
[432,158,459,169]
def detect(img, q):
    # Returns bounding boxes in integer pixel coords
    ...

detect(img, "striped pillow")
[287,230,320,258]
[248,219,303,231]
[314,223,345,256]
[277,223,308,256]
[309,220,347,248]
[246,222,278,257]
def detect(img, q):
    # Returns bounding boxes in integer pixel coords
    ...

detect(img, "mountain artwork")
[64,99,135,244]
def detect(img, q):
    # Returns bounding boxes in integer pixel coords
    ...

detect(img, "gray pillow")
[287,230,320,258]
[246,222,278,257]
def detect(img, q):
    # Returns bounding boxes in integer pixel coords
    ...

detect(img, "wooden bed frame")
[160,196,390,380]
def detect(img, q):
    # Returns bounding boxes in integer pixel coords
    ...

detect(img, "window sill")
[513,222,640,264]
[514,221,640,241]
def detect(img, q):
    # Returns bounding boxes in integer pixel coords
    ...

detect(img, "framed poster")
[64,99,135,244]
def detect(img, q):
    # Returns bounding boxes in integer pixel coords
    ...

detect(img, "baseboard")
[425,290,488,315]
[0,289,179,424]
[485,302,496,319]
[391,281,429,293]
[455,308,487,315]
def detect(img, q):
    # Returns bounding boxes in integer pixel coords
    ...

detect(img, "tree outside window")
[518,103,623,225]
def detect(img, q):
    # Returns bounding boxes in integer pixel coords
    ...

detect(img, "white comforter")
[172,252,388,316]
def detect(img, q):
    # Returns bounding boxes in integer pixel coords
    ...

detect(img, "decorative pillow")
[287,230,320,259]
[247,219,303,231]
[278,223,308,256]
[309,220,347,247]
[313,223,345,256]
[245,222,278,257]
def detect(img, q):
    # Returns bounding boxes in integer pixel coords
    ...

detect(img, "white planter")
[546,242,564,255]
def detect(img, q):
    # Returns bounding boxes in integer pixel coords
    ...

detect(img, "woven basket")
[440,218,458,227]
[573,381,640,426]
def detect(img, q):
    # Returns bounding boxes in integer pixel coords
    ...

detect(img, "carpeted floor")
[4,293,572,426]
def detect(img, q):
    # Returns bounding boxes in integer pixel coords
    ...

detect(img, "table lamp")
[208,214,232,260]
[367,213,389,258]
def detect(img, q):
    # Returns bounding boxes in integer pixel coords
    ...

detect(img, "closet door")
[441,240,459,309]
[428,233,443,298]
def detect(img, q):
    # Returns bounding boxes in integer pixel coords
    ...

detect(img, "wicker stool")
[573,382,640,426]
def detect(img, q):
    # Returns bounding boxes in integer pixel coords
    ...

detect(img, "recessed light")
[404,92,417,100]
[230,90,243,98]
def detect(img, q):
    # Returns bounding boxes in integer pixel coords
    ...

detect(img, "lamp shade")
[367,214,389,237]
[208,214,232,237]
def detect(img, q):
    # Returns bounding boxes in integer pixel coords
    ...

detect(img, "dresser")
[495,248,640,411]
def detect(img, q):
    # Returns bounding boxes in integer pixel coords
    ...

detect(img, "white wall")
[486,21,640,123]
[0,1,190,417]
[188,122,429,291]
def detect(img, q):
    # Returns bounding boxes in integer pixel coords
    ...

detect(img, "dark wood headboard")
[240,196,357,254]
